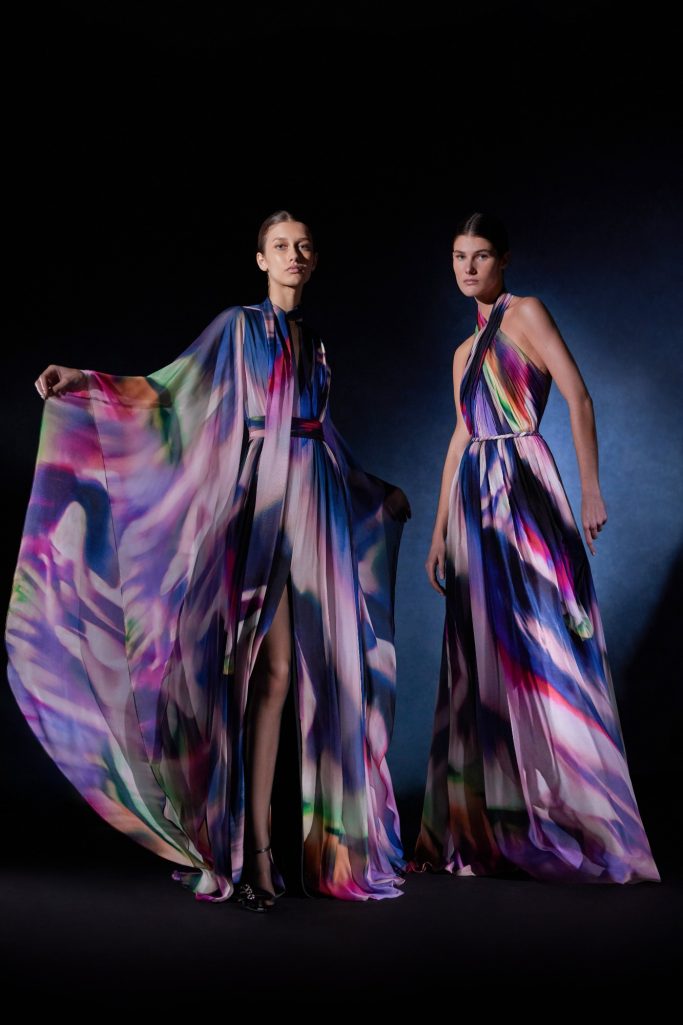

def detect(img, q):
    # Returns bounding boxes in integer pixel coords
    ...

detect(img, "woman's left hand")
[581,489,607,556]
[384,485,412,523]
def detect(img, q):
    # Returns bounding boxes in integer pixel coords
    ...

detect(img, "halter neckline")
[476,292,513,330]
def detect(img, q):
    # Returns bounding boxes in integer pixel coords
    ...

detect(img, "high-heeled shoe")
[234,844,286,912]
[234,877,276,913]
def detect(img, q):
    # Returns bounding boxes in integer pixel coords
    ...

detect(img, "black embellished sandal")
[234,877,276,913]
[234,843,286,911]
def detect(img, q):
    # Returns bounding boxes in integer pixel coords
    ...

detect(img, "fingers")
[35,378,58,399]
[582,495,607,556]
[35,371,50,399]
[425,558,447,596]
[583,522,594,554]
[583,504,606,556]
[583,522,598,556]
[52,375,76,395]
[35,365,58,400]
[34,366,86,399]
[427,577,445,595]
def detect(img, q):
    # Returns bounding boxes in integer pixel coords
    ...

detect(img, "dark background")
[2,2,681,998]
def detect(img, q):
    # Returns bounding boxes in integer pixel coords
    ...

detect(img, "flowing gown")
[5,296,407,901]
[407,292,660,884]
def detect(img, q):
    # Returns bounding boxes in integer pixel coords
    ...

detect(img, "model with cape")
[5,296,409,902]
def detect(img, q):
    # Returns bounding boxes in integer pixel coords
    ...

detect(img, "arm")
[35,364,177,410]
[425,338,473,595]
[33,308,239,407]
[515,297,607,556]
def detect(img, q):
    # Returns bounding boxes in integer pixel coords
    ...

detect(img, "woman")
[6,210,411,911]
[407,212,660,884]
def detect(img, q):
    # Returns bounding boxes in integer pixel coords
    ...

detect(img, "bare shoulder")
[506,295,557,334]
[453,332,476,366]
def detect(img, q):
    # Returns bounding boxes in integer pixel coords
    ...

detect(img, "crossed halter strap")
[466,294,542,444]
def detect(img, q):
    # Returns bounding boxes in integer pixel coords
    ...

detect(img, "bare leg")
[242,579,292,901]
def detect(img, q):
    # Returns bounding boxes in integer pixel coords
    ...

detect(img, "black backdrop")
[2,3,681,994]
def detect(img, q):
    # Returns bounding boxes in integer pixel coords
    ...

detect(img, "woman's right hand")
[35,366,87,400]
[425,534,447,596]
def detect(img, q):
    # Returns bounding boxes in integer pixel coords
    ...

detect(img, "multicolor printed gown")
[407,292,660,884]
[5,297,407,902]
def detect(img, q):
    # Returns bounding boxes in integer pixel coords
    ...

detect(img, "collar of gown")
[262,295,304,324]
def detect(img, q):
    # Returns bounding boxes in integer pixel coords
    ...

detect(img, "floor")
[2,793,678,1005]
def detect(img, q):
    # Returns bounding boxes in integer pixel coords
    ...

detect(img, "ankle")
[245,836,271,853]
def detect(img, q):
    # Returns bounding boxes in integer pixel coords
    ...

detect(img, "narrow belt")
[469,429,540,442]
[247,415,324,440]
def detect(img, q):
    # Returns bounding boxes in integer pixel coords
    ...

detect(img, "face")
[256,220,318,289]
[452,234,509,301]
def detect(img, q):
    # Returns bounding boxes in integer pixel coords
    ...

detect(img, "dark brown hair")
[452,212,509,258]
[257,210,316,254]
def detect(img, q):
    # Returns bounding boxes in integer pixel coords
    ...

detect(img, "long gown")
[5,296,408,902]
[407,291,660,884]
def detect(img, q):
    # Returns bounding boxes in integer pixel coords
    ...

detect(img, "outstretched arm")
[34,364,156,405]
[425,337,473,595]
[514,297,606,556]
[33,308,239,408]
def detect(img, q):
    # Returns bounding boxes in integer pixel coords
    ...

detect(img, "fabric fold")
[6,297,407,902]
[408,292,660,884]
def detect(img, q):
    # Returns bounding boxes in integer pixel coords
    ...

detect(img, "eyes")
[453,253,490,261]
[275,242,313,251]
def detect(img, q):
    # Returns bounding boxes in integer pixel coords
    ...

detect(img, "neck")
[475,284,507,318]
[268,282,304,312]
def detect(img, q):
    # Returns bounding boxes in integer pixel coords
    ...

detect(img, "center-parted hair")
[257,210,316,255]
[453,212,509,258]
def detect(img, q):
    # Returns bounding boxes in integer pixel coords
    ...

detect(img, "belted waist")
[247,415,324,440]
[468,429,540,442]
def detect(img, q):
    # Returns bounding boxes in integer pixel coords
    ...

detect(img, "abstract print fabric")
[407,292,660,884]
[5,297,407,902]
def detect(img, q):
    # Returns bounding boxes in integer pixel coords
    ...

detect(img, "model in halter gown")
[407,291,660,884]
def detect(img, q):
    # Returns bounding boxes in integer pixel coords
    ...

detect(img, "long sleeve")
[5,306,247,876]
[321,410,405,755]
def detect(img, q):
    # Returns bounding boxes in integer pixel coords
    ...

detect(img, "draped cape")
[5,298,407,901]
